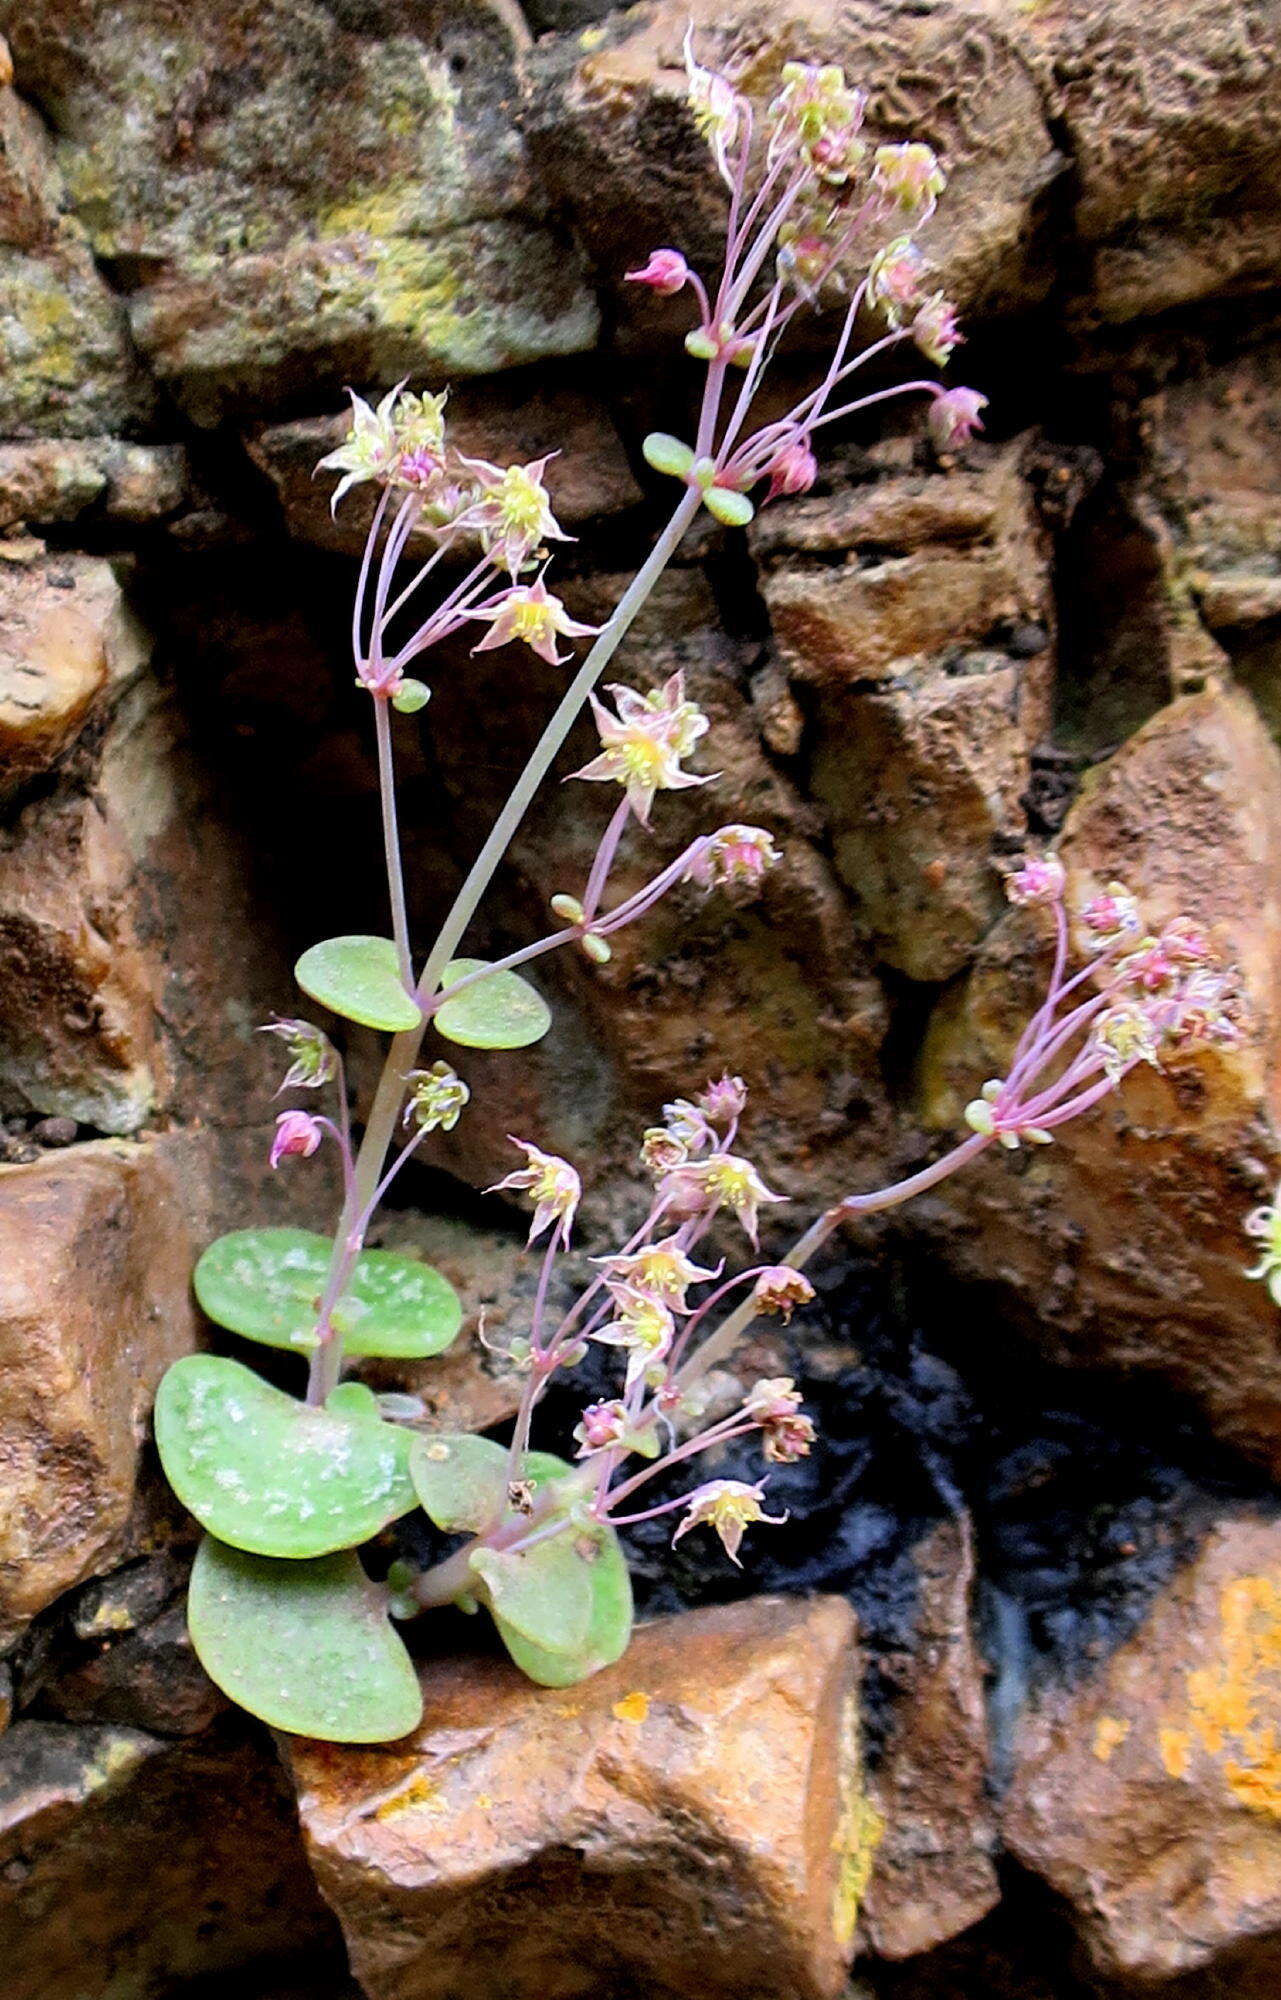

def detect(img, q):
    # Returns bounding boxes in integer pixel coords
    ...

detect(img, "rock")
[0,1716,342,1999]
[917,682,1281,1473]
[248,372,642,556]
[861,1516,999,1960]
[0,1141,195,1646]
[0,441,188,532]
[0,76,151,436]
[524,0,1060,345]
[2,0,598,425]
[1004,1513,1281,1990]
[41,1602,224,1737]
[283,1594,873,2000]
[0,548,148,792]
[1029,0,1281,328]
[1139,351,1281,734]
[757,443,1053,980]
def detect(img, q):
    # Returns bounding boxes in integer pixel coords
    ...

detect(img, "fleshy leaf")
[294,934,422,1031]
[494,1522,633,1688]
[409,1433,567,1535]
[193,1227,462,1359]
[433,959,552,1051]
[470,1532,594,1656]
[702,487,755,528]
[155,1354,417,1558]
[188,1537,422,1742]
[325,1382,381,1419]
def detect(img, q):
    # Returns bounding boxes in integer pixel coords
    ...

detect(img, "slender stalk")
[373,698,413,989]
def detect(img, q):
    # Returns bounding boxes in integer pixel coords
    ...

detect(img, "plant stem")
[310,487,704,1389]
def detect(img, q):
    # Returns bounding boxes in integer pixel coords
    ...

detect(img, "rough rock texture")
[0,440,187,532]
[861,1517,999,1960]
[0,1716,343,1999]
[283,1595,872,2000]
[0,70,151,436]
[525,0,1061,339]
[1005,1513,1281,1991]
[0,1142,195,1646]
[0,0,599,425]
[1029,0,1281,329]
[757,441,1053,980]
[0,545,148,791]
[919,681,1281,1471]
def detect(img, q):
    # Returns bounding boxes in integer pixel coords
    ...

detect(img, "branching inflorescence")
[154,42,1241,1744]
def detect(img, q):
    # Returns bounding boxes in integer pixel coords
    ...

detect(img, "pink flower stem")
[352,487,391,667]
[806,379,942,436]
[372,696,414,989]
[598,1420,759,1518]
[421,928,578,1016]
[670,1130,994,1396]
[581,799,633,923]
[666,1266,771,1372]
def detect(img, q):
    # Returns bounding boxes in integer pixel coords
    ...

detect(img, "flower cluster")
[486,1074,815,1568]
[962,858,1241,1150]
[626,40,986,532]
[315,383,597,702]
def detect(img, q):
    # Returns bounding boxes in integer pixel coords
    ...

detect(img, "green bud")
[551,893,585,924]
[392,679,431,714]
[703,487,756,528]
[684,329,718,361]
[581,933,612,964]
[642,432,696,480]
[388,1592,419,1622]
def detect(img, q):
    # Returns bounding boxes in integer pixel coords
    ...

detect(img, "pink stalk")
[582,798,634,922]
[372,697,414,988]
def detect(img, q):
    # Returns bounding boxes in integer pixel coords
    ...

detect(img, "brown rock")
[248,373,642,556]
[0,1141,195,1645]
[1029,0,1281,327]
[525,0,1059,342]
[862,1517,999,1960]
[0,1715,342,1999]
[0,548,147,792]
[0,440,188,532]
[759,443,1053,980]
[2,0,596,425]
[1005,1513,1281,1990]
[917,682,1281,1471]
[283,1594,874,2000]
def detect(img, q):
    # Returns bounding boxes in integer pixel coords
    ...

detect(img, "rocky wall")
[1,2,1281,1997]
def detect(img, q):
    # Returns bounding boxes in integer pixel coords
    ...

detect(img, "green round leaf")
[433,959,552,1051]
[409,1434,567,1535]
[188,1537,422,1742]
[155,1354,417,1558]
[494,1522,633,1689]
[193,1227,462,1360]
[470,1532,594,1656]
[294,934,422,1031]
[642,430,696,477]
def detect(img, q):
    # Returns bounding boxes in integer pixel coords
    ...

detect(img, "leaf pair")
[410,1434,633,1688]
[294,935,551,1048]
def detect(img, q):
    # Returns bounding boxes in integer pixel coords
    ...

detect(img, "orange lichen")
[1159,1727,1192,1779]
[1093,1716,1130,1762]
[1162,1573,1281,1818]
[612,1690,650,1724]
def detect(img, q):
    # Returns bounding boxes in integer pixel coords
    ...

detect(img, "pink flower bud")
[1006,854,1065,907]
[927,386,987,451]
[764,436,818,504]
[625,248,694,297]
[573,1399,630,1457]
[269,1110,325,1167]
